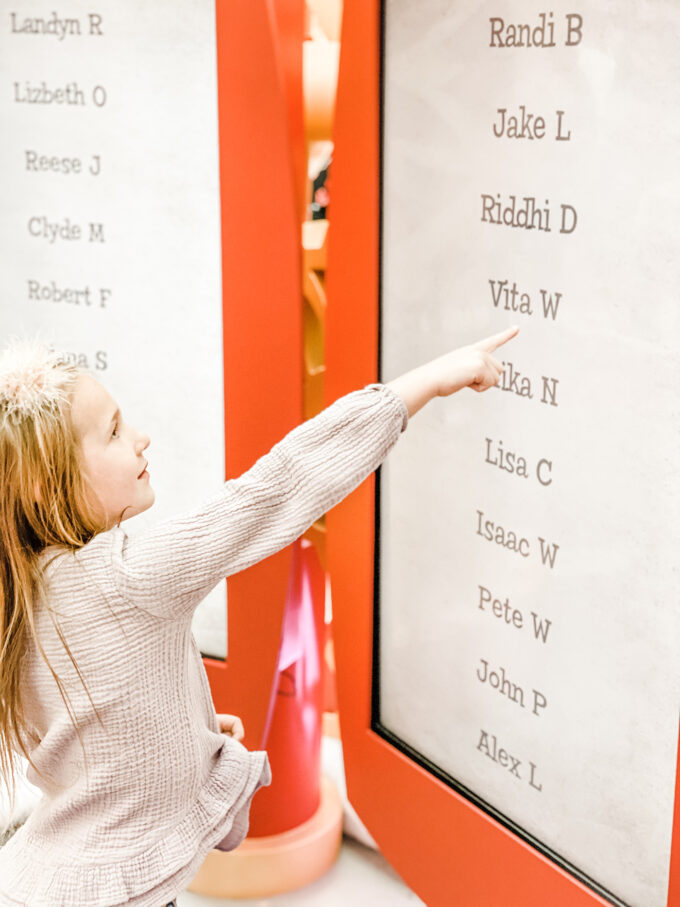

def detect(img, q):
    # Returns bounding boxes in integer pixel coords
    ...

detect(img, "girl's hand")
[386,325,519,418]
[216,713,245,742]
[433,325,520,397]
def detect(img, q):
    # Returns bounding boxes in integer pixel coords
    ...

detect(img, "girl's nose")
[136,433,150,453]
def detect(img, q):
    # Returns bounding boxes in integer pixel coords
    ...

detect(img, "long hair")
[0,337,107,818]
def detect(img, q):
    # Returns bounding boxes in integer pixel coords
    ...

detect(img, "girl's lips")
[138,469,149,480]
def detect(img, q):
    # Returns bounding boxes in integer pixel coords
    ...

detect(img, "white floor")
[178,835,425,906]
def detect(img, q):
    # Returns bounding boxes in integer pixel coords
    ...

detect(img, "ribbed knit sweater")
[0,384,408,906]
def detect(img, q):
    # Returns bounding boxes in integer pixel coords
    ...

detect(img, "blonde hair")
[0,336,107,818]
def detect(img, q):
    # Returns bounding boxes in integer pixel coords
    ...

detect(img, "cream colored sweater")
[0,384,408,906]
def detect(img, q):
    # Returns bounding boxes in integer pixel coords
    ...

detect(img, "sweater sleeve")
[107,384,409,621]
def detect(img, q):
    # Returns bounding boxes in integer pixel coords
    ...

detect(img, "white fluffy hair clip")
[0,334,72,421]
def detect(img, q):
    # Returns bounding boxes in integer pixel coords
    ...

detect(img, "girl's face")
[70,373,154,530]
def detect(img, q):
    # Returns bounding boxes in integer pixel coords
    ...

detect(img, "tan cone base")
[187,775,344,898]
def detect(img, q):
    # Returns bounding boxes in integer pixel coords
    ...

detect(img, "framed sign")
[326,2,679,904]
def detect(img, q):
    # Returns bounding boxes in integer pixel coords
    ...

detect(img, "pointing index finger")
[472,325,520,353]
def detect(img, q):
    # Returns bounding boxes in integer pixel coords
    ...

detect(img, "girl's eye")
[111,422,119,439]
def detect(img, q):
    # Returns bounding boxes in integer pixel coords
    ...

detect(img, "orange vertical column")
[190,0,344,898]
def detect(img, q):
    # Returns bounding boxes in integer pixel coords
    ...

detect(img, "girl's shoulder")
[37,529,129,614]
[38,527,122,575]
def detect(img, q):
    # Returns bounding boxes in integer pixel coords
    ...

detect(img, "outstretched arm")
[103,383,408,620]
[386,325,519,417]
[99,326,519,622]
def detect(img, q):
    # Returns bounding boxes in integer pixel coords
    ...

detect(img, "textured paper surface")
[0,1,227,657]
[378,2,679,904]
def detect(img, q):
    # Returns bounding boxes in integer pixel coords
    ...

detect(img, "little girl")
[0,325,518,906]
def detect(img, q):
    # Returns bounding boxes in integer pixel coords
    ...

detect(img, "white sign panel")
[378,2,679,905]
[0,1,227,657]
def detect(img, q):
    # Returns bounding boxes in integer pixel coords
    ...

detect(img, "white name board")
[0,2,227,657]
[378,2,679,904]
